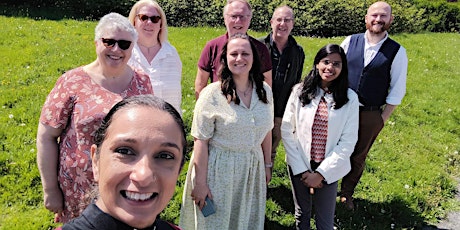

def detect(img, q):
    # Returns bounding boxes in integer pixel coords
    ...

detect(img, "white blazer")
[281,84,359,183]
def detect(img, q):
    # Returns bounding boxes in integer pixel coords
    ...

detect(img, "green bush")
[1,15,460,230]
[1,0,458,36]
[414,0,460,32]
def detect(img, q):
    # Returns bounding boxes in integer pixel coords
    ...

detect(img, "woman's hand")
[36,123,63,221]
[265,168,272,184]
[191,139,212,210]
[301,171,324,188]
[191,183,212,210]
[43,186,64,216]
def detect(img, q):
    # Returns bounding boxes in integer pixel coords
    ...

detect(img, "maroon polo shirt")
[198,33,272,82]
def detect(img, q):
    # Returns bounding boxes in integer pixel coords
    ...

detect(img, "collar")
[80,203,157,230]
[267,33,297,49]
[364,30,388,48]
[316,87,334,105]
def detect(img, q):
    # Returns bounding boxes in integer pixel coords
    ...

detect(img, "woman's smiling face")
[226,37,253,78]
[316,53,343,88]
[96,29,134,69]
[135,5,162,43]
[91,105,184,229]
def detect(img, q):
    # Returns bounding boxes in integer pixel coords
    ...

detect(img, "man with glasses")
[194,0,272,99]
[260,5,305,168]
[338,1,408,210]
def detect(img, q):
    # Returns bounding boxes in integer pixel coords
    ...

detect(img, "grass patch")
[0,16,459,230]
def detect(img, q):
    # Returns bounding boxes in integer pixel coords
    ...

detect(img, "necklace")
[138,42,160,49]
[138,43,161,54]
[237,84,252,97]
[323,87,332,94]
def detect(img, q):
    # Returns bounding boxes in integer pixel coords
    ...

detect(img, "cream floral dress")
[180,82,273,230]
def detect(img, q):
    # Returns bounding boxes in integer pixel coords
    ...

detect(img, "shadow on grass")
[334,197,436,230]
[265,185,442,230]
[265,185,295,230]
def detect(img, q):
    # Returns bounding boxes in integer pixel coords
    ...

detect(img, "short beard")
[366,22,391,34]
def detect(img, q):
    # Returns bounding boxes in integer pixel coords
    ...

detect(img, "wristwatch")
[265,162,273,168]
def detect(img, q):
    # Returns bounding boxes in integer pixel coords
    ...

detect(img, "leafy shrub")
[414,0,460,32]
[1,0,458,36]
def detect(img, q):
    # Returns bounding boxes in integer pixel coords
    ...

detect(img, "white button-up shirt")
[129,41,182,114]
[341,31,408,106]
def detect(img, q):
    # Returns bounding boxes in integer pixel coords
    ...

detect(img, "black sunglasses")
[101,38,132,50]
[137,14,161,23]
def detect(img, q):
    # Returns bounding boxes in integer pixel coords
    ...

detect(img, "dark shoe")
[340,196,355,210]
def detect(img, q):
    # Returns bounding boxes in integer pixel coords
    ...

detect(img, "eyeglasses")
[226,14,251,22]
[101,38,132,50]
[320,60,342,68]
[137,14,161,23]
[274,17,294,23]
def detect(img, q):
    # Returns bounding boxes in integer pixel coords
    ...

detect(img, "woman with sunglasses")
[128,0,183,114]
[36,12,153,224]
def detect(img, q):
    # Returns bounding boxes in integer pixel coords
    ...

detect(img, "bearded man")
[338,1,408,210]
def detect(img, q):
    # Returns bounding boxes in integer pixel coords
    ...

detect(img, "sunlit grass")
[0,16,459,230]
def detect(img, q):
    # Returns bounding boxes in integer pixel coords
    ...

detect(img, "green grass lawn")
[0,16,459,230]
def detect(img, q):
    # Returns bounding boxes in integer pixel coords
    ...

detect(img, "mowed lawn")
[0,16,459,229]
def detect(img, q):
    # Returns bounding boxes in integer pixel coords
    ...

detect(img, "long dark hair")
[299,44,349,109]
[93,95,187,169]
[218,33,268,105]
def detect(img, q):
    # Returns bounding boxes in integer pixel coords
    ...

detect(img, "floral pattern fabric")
[39,66,153,222]
[180,82,274,230]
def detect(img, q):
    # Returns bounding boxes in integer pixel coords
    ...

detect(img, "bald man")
[259,5,304,167]
[339,1,408,210]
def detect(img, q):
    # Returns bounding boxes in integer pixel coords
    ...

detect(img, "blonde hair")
[128,0,168,43]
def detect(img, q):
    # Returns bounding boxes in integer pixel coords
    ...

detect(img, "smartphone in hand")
[201,196,216,217]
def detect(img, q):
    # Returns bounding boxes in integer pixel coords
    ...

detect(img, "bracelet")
[265,162,273,168]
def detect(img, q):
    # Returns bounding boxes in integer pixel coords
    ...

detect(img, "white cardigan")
[281,84,359,184]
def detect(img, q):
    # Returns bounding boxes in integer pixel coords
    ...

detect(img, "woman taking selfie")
[60,95,185,230]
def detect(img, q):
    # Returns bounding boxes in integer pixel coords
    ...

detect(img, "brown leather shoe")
[340,196,355,210]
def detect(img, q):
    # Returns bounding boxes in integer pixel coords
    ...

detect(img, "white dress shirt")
[129,41,183,114]
[341,31,408,106]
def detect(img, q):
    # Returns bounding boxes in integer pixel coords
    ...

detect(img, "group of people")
[36,0,407,229]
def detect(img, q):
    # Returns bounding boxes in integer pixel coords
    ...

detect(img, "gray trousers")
[288,166,337,230]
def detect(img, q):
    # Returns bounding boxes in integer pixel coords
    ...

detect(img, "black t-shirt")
[61,203,180,230]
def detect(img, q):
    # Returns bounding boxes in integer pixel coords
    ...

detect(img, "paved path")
[432,179,460,230]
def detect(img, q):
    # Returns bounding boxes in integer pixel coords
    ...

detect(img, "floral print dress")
[180,82,273,230]
[39,66,153,222]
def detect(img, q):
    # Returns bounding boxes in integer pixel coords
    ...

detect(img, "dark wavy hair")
[299,44,349,109]
[218,33,268,105]
[93,94,187,170]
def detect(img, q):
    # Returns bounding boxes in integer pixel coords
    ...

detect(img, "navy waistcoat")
[347,33,400,106]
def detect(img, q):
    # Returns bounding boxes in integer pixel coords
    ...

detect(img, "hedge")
[1,0,458,37]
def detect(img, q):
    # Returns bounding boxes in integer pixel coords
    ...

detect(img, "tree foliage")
[1,0,459,37]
